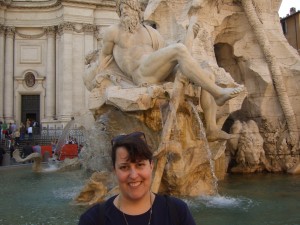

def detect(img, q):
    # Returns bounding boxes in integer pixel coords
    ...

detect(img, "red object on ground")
[41,145,53,157]
[59,144,78,160]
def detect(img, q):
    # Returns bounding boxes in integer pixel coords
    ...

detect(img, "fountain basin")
[0,165,299,225]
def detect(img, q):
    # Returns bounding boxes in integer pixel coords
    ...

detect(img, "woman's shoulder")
[153,194,190,216]
[154,194,196,225]
[155,194,188,207]
[79,195,118,225]
[78,203,103,225]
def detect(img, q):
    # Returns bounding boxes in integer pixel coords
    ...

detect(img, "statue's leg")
[201,90,230,141]
[137,44,243,105]
[201,90,217,132]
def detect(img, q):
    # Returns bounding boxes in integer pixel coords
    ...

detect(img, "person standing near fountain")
[78,132,196,225]
[33,142,41,154]
[22,142,33,159]
[0,146,6,166]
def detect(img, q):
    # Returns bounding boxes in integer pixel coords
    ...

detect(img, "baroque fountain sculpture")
[75,0,300,205]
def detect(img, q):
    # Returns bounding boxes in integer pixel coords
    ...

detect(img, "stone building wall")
[280,9,300,53]
[0,0,118,128]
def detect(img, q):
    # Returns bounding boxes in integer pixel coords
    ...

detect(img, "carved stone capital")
[58,22,74,35]
[0,0,12,7]
[94,26,102,40]
[83,24,96,35]
[0,25,5,35]
[5,26,15,38]
[44,26,56,37]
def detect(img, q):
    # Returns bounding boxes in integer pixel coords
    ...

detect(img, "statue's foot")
[207,130,231,142]
[215,85,244,106]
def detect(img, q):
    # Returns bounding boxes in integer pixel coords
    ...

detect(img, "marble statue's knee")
[172,43,189,57]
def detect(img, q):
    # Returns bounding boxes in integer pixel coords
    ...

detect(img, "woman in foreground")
[78,131,196,225]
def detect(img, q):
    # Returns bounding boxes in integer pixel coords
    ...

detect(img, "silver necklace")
[118,193,153,225]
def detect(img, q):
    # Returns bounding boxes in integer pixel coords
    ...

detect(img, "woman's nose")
[129,167,138,178]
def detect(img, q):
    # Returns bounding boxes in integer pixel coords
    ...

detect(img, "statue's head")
[116,0,143,22]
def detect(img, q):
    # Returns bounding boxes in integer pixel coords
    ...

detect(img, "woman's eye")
[120,166,129,170]
[137,163,145,167]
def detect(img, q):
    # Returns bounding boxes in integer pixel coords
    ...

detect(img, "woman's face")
[114,146,153,202]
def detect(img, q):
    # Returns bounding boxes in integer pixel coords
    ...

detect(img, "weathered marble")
[76,0,300,204]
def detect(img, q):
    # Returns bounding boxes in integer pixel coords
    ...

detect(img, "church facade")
[0,0,117,127]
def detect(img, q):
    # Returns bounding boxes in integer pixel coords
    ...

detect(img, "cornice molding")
[0,0,62,9]
[63,0,115,7]
[0,0,115,9]
[16,29,46,39]
[2,23,98,38]
[0,25,58,39]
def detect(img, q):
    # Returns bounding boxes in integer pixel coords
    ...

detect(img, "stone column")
[78,24,95,110]
[0,25,5,121]
[4,26,15,122]
[44,26,56,120]
[57,22,73,121]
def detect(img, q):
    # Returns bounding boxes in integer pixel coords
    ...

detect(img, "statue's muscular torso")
[102,23,174,85]
[109,24,156,80]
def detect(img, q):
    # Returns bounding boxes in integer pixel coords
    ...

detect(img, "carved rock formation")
[13,149,43,172]
[74,171,115,205]
[228,120,271,173]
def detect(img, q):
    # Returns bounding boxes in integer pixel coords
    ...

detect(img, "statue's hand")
[85,49,100,66]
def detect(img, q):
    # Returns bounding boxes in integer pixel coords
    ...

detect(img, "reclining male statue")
[86,0,244,140]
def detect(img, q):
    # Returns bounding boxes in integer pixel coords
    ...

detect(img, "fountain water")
[189,101,219,194]
[44,157,60,172]
[55,118,75,158]
[12,117,83,173]
[0,166,299,225]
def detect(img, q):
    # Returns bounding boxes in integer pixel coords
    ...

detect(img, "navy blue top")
[78,194,196,225]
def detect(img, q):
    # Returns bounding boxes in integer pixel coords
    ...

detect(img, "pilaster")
[57,22,73,121]
[0,25,5,121]
[44,26,56,120]
[4,26,15,122]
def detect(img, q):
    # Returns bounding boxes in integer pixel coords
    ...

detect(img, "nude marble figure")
[97,0,244,107]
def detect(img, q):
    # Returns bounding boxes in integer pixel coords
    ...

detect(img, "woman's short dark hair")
[111,132,152,168]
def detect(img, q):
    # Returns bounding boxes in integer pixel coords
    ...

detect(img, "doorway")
[21,95,40,125]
